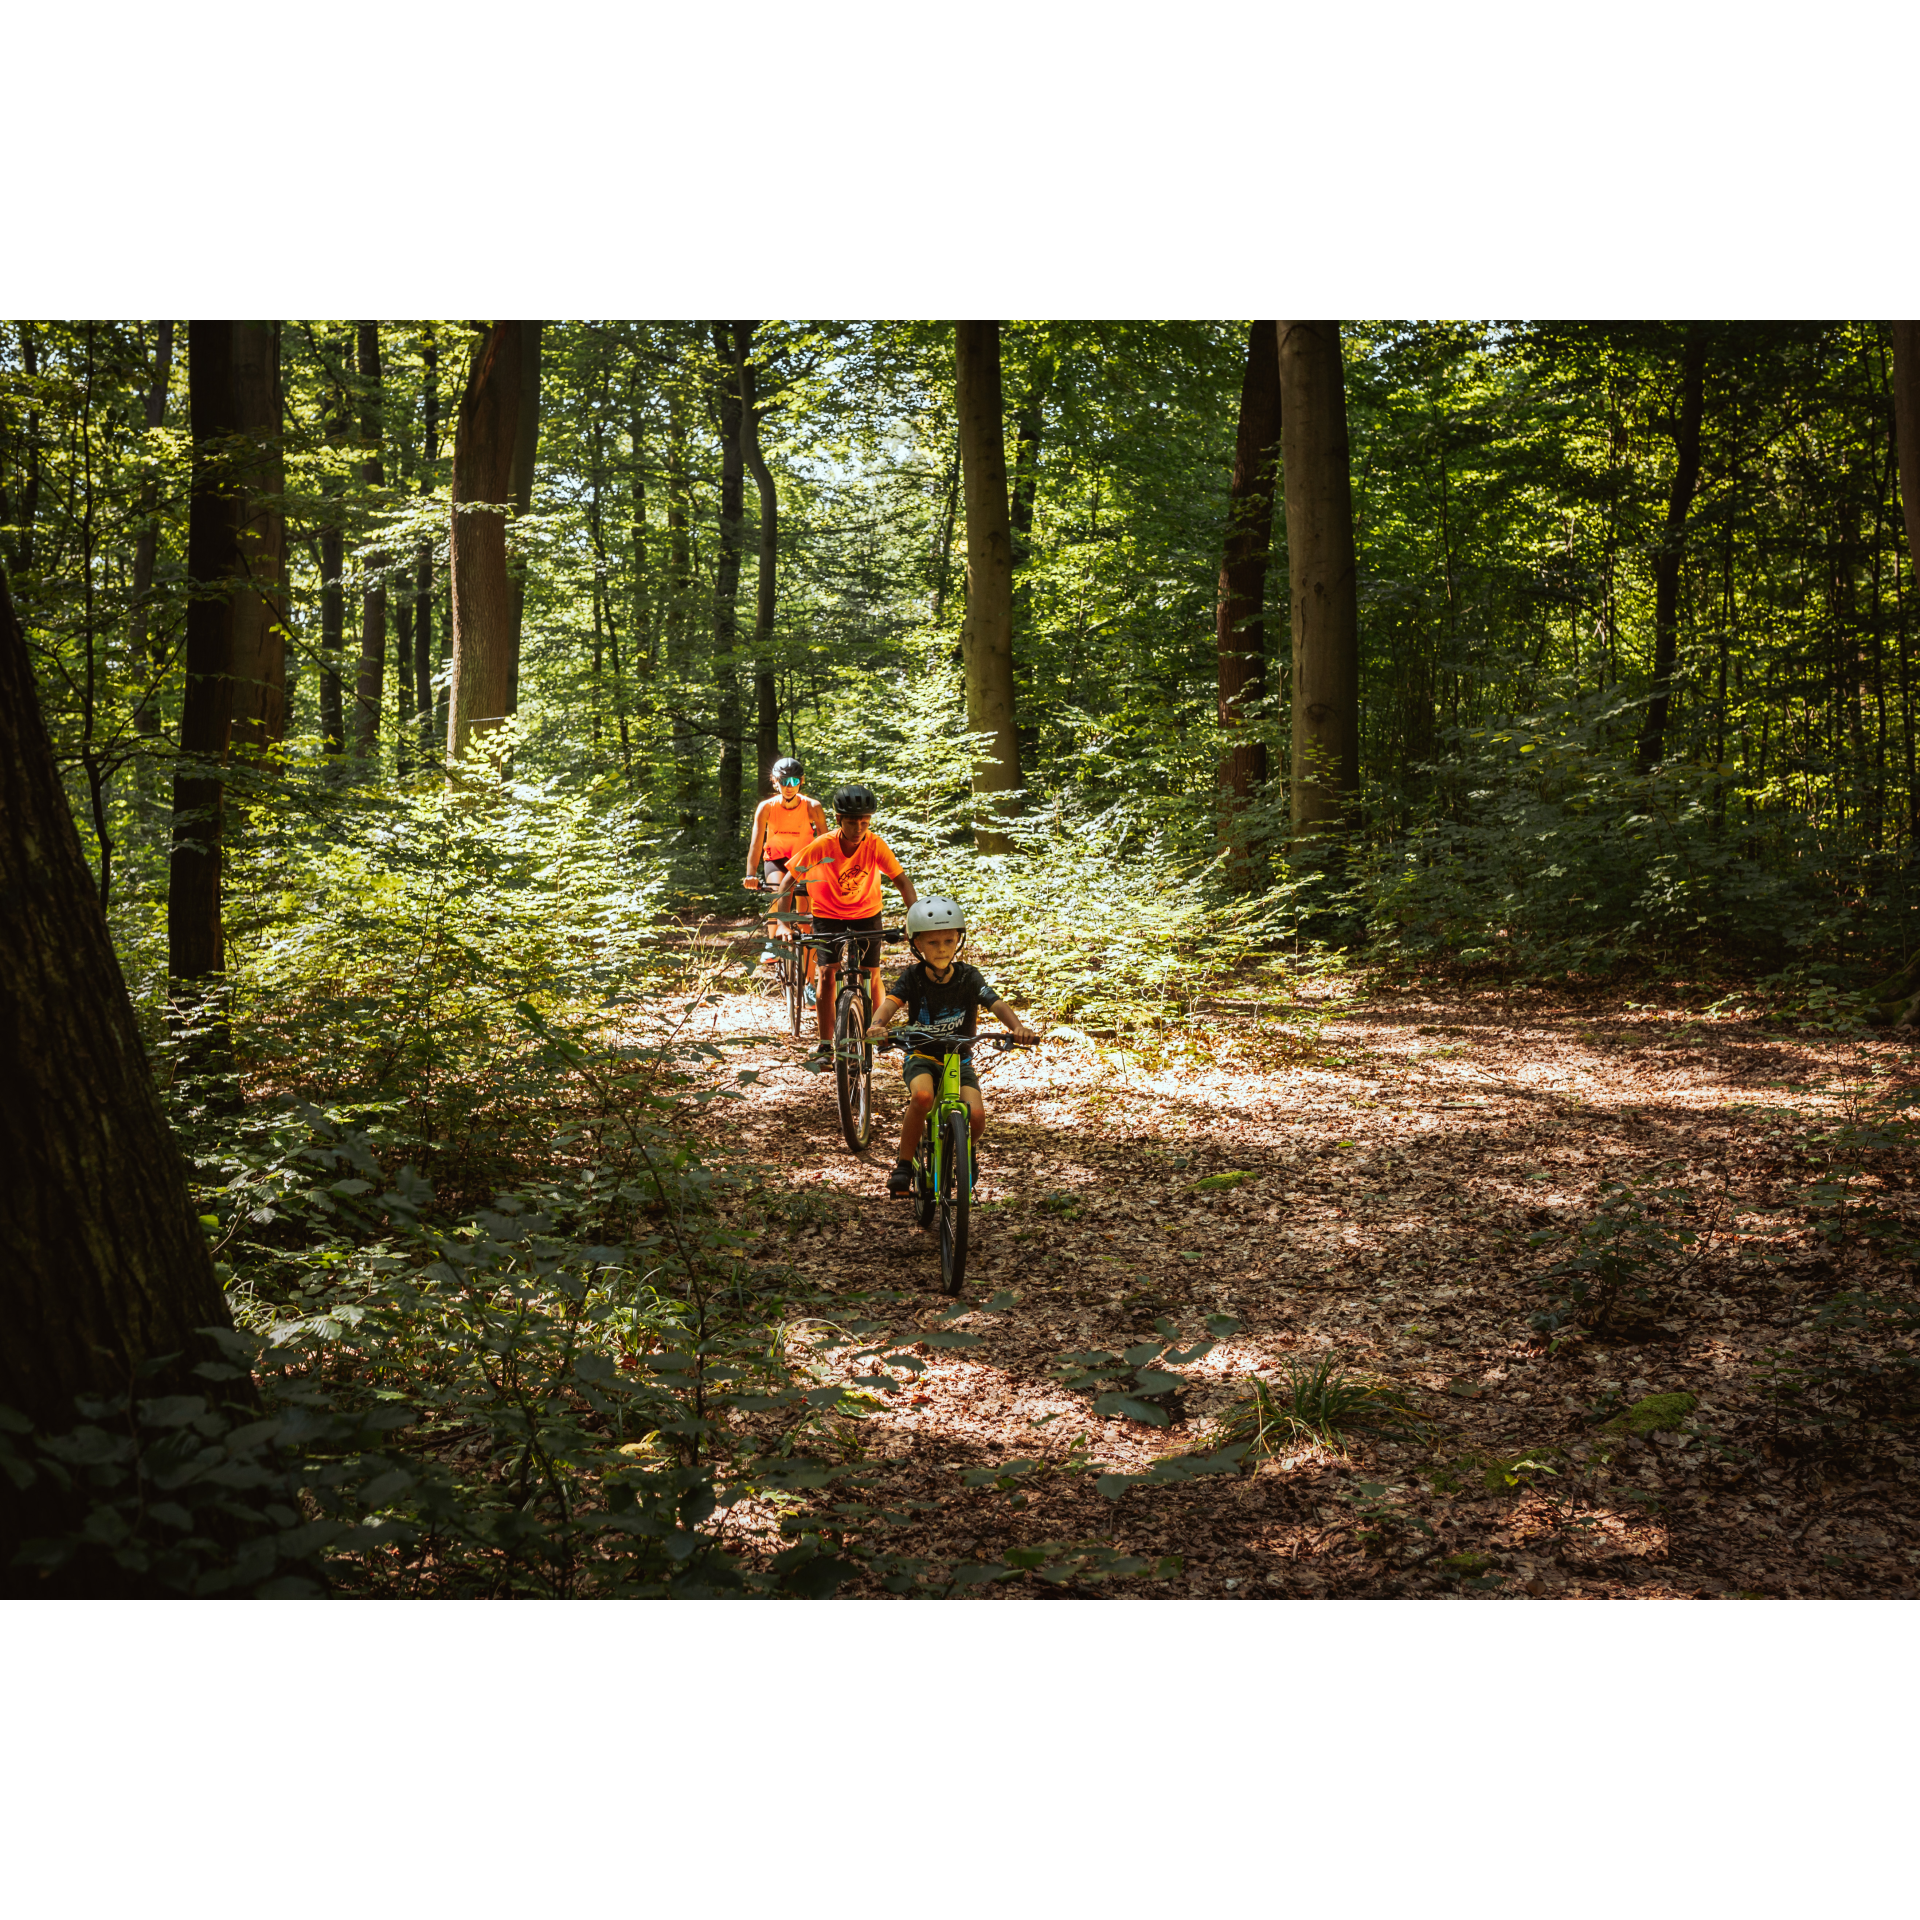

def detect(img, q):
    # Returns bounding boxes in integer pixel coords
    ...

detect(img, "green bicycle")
[881,1026,1038,1296]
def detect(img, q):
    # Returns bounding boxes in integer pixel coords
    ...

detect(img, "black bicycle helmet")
[831,782,878,817]
[771,756,804,786]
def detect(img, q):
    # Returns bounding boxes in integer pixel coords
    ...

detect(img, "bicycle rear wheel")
[937,1107,970,1295]
[835,988,873,1151]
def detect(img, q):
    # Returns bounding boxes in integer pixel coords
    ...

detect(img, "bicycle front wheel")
[786,946,804,1038]
[937,1107,971,1296]
[835,991,873,1151]
[914,1130,936,1229]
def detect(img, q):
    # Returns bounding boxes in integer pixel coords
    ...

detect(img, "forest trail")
[675,937,1920,1599]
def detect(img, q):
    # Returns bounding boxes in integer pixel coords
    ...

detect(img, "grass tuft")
[1215,1358,1413,1459]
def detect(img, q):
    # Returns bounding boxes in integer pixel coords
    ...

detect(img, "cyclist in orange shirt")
[776,783,918,1056]
[743,757,827,991]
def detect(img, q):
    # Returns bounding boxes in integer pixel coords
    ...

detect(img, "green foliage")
[1052,1312,1240,1430]
[1528,1169,1710,1338]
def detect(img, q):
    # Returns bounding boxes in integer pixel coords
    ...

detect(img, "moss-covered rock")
[1600,1391,1697,1436]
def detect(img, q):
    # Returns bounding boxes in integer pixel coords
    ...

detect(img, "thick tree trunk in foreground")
[956,319,1024,852]
[169,322,239,991]
[711,323,746,851]
[447,323,524,761]
[1278,321,1360,843]
[505,321,543,715]
[733,322,781,799]
[1218,319,1281,874]
[0,561,245,1587]
[351,322,388,759]
[1635,323,1709,773]
[129,320,175,737]
[228,320,287,752]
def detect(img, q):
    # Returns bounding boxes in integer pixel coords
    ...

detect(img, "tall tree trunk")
[666,387,697,833]
[733,322,780,799]
[629,389,653,707]
[0,559,248,1591]
[168,323,239,1029]
[710,323,746,853]
[351,322,387,761]
[447,323,524,761]
[228,321,287,752]
[319,338,348,762]
[414,329,439,757]
[1277,321,1360,843]
[1218,319,1281,876]
[1891,323,1920,636]
[10,322,41,577]
[1635,323,1709,774]
[129,320,175,738]
[505,321,543,715]
[931,424,960,622]
[1009,340,1052,564]
[956,320,1024,852]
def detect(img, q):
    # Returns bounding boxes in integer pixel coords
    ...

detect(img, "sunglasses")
[779,776,802,787]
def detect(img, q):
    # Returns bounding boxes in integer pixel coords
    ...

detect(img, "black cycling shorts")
[813,913,882,972]
[902,1051,980,1093]
[762,857,808,905]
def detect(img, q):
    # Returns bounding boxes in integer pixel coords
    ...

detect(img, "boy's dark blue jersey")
[887,960,1002,1046]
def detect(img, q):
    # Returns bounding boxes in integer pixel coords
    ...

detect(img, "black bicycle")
[743,879,809,1039]
[802,924,908,1151]
[879,1027,1039,1295]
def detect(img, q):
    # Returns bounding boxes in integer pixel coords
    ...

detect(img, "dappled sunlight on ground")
[635,948,1920,1599]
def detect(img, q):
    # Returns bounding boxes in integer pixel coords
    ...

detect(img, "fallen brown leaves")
[672,958,1920,1601]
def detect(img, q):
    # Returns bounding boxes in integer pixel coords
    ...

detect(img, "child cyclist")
[743,756,827,990]
[776,784,917,1058]
[867,895,1037,1197]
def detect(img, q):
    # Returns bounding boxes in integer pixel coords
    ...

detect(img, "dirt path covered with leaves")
[685,953,1920,1599]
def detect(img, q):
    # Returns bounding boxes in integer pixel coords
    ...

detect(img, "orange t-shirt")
[758,792,824,864]
[790,828,902,918]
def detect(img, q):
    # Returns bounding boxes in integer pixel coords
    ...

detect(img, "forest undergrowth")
[15,864,1919,1597]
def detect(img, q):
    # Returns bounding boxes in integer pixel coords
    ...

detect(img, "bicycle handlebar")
[875,1026,1041,1052]
[800,927,908,952]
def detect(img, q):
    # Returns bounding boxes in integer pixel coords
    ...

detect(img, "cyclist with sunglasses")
[744,757,828,987]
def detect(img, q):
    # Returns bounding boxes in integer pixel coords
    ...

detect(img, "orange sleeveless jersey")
[759,793,824,866]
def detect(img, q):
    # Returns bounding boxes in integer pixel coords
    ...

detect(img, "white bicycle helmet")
[906,895,969,945]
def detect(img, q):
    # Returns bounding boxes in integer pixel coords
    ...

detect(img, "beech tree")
[734,321,780,797]
[168,321,237,997]
[0,559,242,1587]
[228,320,287,752]
[447,323,525,760]
[1277,321,1359,842]
[956,319,1024,852]
[351,322,388,758]
[412,328,439,757]
[710,322,746,846]
[506,322,543,715]
[128,320,175,737]
[1634,323,1709,773]
[317,331,349,760]
[1217,319,1281,875]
